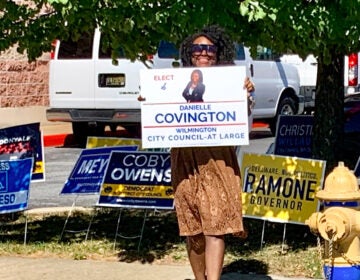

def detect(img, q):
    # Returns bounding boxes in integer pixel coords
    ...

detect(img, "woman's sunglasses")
[191,44,217,55]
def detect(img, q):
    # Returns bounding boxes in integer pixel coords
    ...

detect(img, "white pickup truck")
[47,29,304,144]
[280,54,317,113]
[280,52,360,112]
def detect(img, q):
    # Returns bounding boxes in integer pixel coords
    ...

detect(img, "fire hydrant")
[306,162,360,280]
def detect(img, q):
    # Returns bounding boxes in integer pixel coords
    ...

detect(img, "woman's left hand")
[244,77,255,115]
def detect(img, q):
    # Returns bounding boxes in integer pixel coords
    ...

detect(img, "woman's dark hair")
[180,25,235,67]
[191,69,203,83]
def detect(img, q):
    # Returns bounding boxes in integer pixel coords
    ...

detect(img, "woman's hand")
[244,77,255,116]
[244,77,255,93]
[137,95,146,101]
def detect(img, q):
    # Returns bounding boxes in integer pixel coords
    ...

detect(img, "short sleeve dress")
[171,146,244,236]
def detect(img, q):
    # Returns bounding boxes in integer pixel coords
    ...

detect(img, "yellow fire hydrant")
[306,162,360,280]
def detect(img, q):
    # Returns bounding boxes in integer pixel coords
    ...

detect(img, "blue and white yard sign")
[0,123,44,182]
[274,115,314,158]
[98,151,173,209]
[0,158,33,214]
[60,146,138,195]
[140,66,249,148]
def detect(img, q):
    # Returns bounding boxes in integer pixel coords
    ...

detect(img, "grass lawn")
[0,208,323,278]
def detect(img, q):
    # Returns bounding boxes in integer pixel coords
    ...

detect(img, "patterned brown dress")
[171,146,244,236]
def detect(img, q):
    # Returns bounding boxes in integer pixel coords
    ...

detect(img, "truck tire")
[72,122,105,147]
[269,97,297,135]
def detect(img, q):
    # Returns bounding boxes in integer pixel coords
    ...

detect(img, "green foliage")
[3,0,360,63]
[0,0,253,61]
[239,0,360,171]
[48,0,69,4]
[2,0,360,169]
[239,0,360,62]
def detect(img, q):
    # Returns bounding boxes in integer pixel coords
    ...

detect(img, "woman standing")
[171,25,255,280]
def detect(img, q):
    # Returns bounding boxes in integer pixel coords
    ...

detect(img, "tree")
[1,0,249,61]
[239,0,360,171]
[2,0,359,171]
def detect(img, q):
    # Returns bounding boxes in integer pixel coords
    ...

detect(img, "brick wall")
[0,47,50,108]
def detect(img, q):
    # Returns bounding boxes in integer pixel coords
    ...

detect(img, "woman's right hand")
[137,95,146,101]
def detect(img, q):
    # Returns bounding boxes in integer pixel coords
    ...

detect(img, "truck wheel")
[269,97,297,135]
[72,122,105,147]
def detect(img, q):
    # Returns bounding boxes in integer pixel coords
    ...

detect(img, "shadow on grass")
[222,259,269,276]
[0,209,318,276]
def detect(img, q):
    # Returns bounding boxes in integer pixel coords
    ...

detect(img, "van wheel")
[269,97,297,135]
[123,124,141,138]
[109,124,118,132]
[72,122,105,147]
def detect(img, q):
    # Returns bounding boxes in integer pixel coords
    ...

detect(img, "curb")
[42,122,269,147]
[24,206,94,217]
[43,134,70,147]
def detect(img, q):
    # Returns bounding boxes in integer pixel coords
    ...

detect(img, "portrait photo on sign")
[182,69,205,103]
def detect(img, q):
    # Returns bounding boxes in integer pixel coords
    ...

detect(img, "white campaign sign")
[140,66,249,148]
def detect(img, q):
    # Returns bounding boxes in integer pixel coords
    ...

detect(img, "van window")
[235,44,245,61]
[99,34,126,59]
[58,32,94,59]
[157,41,179,59]
[256,46,279,61]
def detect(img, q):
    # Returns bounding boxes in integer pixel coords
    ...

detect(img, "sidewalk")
[0,106,73,147]
[0,106,317,280]
[0,256,315,280]
[0,106,72,136]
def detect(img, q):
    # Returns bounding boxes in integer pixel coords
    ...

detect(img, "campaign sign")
[61,146,138,195]
[140,66,249,149]
[0,158,33,214]
[0,123,44,181]
[86,137,142,149]
[86,136,170,152]
[274,115,314,158]
[240,153,326,224]
[98,151,173,209]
